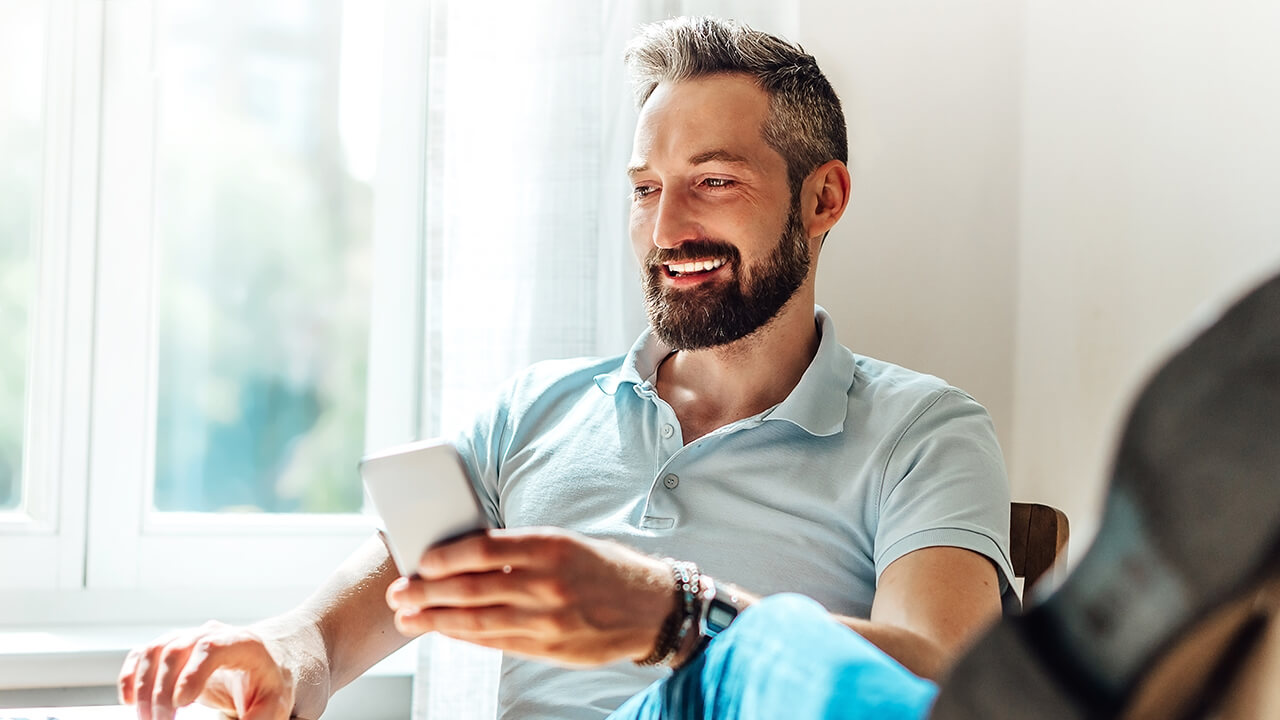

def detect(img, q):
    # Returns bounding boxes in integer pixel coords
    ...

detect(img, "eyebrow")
[688,149,751,166]
[627,148,753,178]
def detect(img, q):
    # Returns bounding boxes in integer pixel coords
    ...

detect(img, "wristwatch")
[698,577,742,640]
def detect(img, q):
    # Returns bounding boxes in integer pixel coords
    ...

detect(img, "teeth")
[666,258,726,275]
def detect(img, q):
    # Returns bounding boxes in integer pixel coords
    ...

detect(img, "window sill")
[0,627,415,719]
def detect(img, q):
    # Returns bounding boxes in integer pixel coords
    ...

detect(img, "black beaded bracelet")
[638,559,701,666]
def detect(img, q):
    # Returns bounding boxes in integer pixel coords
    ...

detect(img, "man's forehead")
[629,75,776,171]
[638,74,770,124]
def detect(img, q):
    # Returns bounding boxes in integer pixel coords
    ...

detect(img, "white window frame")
[0,0,433,628]
[0,0,98,594]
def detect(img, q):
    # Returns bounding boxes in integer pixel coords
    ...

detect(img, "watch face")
[707,600,738,634]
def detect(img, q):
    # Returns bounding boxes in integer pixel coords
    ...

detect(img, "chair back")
[1010,502,1070,593]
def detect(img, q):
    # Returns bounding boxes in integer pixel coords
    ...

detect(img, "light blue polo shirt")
[453,306,1013,720]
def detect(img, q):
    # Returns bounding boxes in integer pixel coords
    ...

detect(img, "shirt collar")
[767,306,855,437]
[594,305,854,436]
[593,327,671,395]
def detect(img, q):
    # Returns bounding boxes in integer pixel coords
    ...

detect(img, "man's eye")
[632,185,657,199]
[702,177,734,188]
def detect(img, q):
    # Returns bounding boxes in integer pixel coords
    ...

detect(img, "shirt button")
[661,424,675,439]
[663,474,679,490]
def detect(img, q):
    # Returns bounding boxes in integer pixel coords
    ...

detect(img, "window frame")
[0,0,97,594]
[0,0,432,627]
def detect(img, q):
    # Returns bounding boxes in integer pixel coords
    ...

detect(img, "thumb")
[238,693,296,720]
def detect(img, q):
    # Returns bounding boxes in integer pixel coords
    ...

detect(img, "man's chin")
[649,310,764,351]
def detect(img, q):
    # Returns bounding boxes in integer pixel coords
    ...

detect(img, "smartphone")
[359,438,493,578]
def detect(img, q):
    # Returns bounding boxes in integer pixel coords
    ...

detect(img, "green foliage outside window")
[0,82,38,513]
[152,2,372,514]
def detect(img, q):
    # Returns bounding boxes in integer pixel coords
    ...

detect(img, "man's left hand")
[384,527,673,666]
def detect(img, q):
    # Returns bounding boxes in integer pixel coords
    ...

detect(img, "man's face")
[628,74,813,351]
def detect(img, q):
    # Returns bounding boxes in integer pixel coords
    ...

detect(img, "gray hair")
[624,16,848,196]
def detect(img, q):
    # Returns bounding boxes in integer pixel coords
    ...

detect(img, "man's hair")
[624,16,848,196]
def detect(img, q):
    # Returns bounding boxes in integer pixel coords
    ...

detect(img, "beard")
[642,203,811,351]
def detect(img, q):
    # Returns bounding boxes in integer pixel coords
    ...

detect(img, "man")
[120,17,1013,720]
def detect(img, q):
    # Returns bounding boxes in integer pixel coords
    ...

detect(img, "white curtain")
[419,0,659,438]
[411,1,661,716]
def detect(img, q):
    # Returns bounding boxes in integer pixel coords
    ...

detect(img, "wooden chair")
[1010,502,1070,594]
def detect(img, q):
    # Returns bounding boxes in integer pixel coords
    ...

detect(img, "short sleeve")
[451,381,515,529]
[873,389,1015,594]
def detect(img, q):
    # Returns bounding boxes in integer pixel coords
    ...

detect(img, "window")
[151,0,372,515]
[0,0,393,622]
[77,0,389,606]
[0,2,44,516]
[0,0,88,596]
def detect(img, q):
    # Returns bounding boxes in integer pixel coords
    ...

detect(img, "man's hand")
[117,535,408,720]
[385,527,674,666]
[118,621,298,720]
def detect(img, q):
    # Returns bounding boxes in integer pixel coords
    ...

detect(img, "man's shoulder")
[502,354,628,402]
[849,351,955,392]
[846,350,979,414]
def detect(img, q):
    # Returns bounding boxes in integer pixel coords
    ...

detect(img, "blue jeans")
[608,594,938,720]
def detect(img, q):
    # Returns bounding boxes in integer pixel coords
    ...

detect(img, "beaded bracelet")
[669,561,701,661]
[638,559,701,666]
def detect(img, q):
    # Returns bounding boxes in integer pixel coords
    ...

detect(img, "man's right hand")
[117,620,297,720]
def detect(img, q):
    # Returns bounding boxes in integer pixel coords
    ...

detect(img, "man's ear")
[801,159,851,240]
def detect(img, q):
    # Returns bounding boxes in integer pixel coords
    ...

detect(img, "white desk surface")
[1,707,228,719]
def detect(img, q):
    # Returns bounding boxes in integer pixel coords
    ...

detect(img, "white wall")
[796,0,1280,551]
[1013,1,1280,546]
[796,3,1022,467]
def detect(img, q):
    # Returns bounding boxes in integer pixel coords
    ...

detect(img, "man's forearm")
[259,534,409,719]
[667,580,954,681]
[836,615,948,680]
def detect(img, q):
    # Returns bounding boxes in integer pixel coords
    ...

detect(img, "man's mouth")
[664,258,727,278]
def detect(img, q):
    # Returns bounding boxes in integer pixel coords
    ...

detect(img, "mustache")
[645,239,741,269]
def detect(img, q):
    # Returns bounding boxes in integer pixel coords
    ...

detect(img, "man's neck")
[654,294,821,444]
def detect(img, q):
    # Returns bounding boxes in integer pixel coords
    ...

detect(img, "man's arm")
[844,546,1002,678]
[287,534,412,707]
[387,529,1001,680]
[119,534,408,720]
[661,547,1000,679]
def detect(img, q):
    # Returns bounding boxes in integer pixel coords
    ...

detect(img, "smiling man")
[120,17,1013,720]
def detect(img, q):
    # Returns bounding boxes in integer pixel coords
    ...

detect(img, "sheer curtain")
[406,2,660,716]
[420,0,655,438]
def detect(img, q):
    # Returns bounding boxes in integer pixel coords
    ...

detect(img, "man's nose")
[651,189,700,250]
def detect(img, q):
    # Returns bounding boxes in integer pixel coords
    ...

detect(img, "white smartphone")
[359,438,493,578]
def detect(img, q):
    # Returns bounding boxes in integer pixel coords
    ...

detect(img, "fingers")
[390,607,616,668]
[388,530,682,665]
[119,629,184,718]
[459,633,589,665]
[418,528,571,579]
[122,644,160,718]
[150,635,199,720]
[119,647,144,704]
[118,623,290,720]
[387,566,573,611]
[168,629,286,708]
[392,603,561,639]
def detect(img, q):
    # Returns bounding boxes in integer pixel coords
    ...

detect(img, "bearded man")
[121,16,1013,720]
